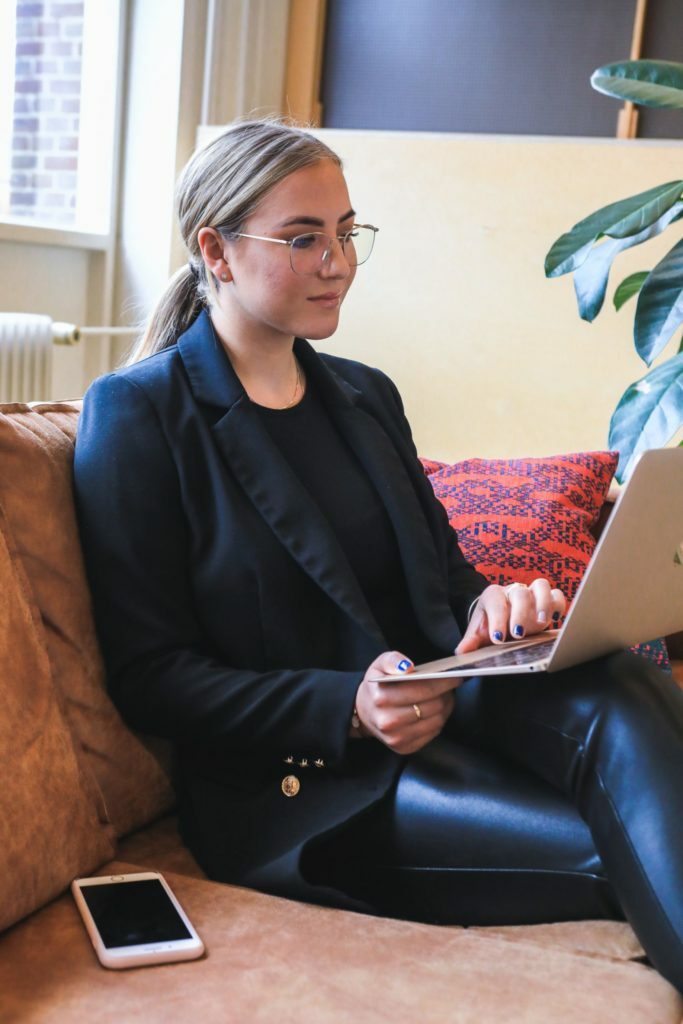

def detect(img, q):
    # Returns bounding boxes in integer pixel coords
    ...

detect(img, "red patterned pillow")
[420,457,447,477]
[424,452,618,603]
[423,451,670,670]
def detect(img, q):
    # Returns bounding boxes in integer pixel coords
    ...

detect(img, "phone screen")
[79,879,192,948]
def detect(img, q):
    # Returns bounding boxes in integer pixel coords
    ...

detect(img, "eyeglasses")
[220,224,378,276]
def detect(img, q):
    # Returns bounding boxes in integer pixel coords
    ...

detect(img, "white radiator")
[0,313,53,403]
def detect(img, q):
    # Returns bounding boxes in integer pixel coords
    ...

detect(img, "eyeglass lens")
[290,226,375,274]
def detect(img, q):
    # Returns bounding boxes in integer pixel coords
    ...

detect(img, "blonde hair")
[127,119,342,364]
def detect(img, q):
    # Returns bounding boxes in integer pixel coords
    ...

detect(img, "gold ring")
[412,703,422,720]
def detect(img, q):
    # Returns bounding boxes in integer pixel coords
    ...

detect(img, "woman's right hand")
[353,651,461,755]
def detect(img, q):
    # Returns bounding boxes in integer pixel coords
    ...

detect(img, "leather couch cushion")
[1,861,680,1023]
[0,504,115,931]
[0,403,174,837]
[117,815,206,879]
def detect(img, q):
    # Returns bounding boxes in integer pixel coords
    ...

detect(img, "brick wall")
[11,1,83,225]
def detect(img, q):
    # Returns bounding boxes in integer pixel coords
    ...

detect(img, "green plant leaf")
[544,180,683,278]
[635,236,683,365]
[572,202,683,322]
[591,60,683,109]
[614,271,649,311]
[608,352,683,481]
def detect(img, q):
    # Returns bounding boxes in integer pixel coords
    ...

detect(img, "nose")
[320,236,351,278]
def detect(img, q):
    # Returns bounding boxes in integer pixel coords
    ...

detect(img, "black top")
[254,383,438,663]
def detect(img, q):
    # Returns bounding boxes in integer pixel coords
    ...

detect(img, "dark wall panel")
[639,0,683,139]
[322,0,641,136]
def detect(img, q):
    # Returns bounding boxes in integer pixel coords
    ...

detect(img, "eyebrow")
[278,208,356,228]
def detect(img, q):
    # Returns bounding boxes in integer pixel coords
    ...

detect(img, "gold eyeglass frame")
[219,224,379,275]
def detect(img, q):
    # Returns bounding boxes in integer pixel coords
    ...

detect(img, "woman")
[74,119,683,992]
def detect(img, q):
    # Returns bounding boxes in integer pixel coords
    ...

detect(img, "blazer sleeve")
[74,373,362,767]
[377,371,489,629]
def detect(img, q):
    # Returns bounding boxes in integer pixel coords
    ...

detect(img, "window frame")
[0,0,17,219]
[0,0,126,247]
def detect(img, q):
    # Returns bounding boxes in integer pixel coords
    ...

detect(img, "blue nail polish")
[513,625,525,638]
[397,659,412,672]
[493,630,504,642]
[552,611,561,622]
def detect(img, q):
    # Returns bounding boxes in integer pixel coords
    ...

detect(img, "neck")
[209,307,303,410]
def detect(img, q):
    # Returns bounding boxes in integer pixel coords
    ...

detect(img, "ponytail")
[126,264,204,365]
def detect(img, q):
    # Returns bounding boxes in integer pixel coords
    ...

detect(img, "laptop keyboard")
[461,638,557,671]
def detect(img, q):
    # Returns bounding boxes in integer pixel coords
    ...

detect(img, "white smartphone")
[71,871,205,969]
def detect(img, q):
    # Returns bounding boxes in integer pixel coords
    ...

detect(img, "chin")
[298,311,343,342]
[304,326,340,341]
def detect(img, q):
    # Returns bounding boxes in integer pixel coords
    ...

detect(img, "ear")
[197,227,232,283]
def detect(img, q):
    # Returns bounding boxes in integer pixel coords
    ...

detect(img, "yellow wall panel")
[311,130,683,461]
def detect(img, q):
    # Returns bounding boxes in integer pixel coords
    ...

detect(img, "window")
[0,0,122,233]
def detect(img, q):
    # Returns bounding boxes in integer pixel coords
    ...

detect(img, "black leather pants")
[307,652,683,992]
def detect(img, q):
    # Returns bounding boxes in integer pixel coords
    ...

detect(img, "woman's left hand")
[456,579,566,654]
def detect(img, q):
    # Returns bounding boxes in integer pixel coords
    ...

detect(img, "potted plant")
[545,60,683,482]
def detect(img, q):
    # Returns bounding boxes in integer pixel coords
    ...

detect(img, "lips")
[308,291,342,303]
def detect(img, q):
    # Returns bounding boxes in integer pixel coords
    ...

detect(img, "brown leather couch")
[1,401,681,1024]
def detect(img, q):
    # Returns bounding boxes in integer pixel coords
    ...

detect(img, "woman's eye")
[291,234,317,250]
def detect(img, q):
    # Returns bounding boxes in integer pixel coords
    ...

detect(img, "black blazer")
[74,310,487,907]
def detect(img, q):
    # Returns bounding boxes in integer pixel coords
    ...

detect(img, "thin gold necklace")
[281,359,303,409]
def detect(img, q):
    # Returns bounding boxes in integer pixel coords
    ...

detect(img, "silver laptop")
[393,447,683,680]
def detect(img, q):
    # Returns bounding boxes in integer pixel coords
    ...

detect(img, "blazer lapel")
[178,313,385,644]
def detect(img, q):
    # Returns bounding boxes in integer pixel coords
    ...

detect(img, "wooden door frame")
[284,0,327,125]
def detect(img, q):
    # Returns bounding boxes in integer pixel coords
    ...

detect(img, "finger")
[378,712,451,754]
[458,587,513,653]
[481,585,512,644]
[550,587,568,626]
[392,719,452,755]
[400,693,452,725]
[506,584,536,639]
[455,606,490,653]
[376,692,456,748]
[375,676,462,706]
[455,633,480,655]
[529,577,554,629]
[370,650,414,678]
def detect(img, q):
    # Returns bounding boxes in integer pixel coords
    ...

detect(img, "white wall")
[0,239,87,398]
